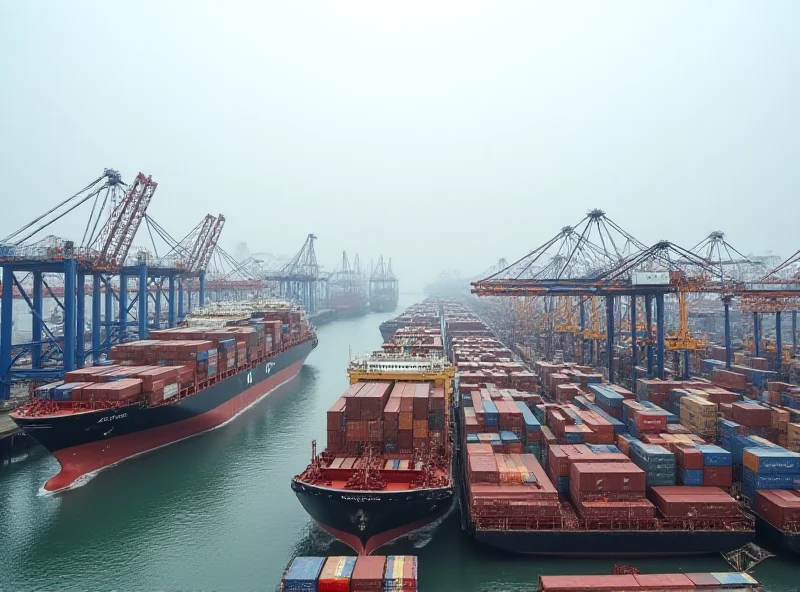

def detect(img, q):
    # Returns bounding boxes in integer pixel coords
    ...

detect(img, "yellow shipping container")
[771,408,790,429]
[750,435,777,448]
[682,395,717,417]
[686,389,710,398]
[788,423,800,452]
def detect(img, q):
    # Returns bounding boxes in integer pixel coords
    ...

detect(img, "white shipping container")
[632,271,670,286]
[164,383,179,399]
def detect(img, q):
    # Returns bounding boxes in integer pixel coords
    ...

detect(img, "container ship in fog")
[292,305,454,555]
[369,256,399,313]
[328,251,369,318]
[11,301,316,492]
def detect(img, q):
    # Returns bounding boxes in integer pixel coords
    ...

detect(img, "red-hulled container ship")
[11,301,317,492]
[292,351,455,555]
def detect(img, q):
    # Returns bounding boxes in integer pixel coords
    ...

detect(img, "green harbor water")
[0,295,797,591]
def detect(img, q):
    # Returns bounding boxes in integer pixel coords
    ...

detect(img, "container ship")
[328,251,369,318]
[368,256,398,313]
[378,301,443,343]
[292,307,455,555]
[446,302,757,556]
[11,301,317,492]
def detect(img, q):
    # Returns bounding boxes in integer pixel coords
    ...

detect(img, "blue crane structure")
[0,170,227,400]
[471,210,745,388]
[263,234,321,313]
[473,210,800,387]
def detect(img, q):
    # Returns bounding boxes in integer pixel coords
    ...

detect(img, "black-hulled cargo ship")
[754,515,800,556]
[11,302,316,492]
[292,476,453,555]
[293,345,456,555]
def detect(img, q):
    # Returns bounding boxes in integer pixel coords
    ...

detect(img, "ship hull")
[13,339,315,492]
[755,515,800,556]
[331,304,369,319]
[370,298,398,314]
[292,479,454,555]
[471,527,754,557]
[379,323,401,343]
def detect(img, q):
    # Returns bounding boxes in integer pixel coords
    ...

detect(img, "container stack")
[282,556,326,592]
[754,489,800,533]
[628,441,676,486]
[741,447,800,501]
[464,388,542,459]
[317,556,356,592]
[648,486,742,523]
[325,382,447,456]
[382,556,418,591]
[465,443,562,528]
[622,400,670,439]
[546,444,630,495]
[283,556,417,592]
[568,461,656,523]
[351,556,387,592]
[680,394,718,440]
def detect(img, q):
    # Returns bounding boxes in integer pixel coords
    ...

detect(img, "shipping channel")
[0,295,798,591]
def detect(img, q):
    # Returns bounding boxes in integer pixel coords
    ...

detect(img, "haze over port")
[2,2,799,290]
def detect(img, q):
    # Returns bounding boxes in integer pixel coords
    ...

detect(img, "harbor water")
[0,295,797,591]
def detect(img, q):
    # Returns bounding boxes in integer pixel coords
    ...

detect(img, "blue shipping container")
[284,556,325,592]
[679,468,703,486]
[500,431,519,443]
[483,400,499,427]
[744,447,800,474]
[515,401,541,431]
[697,445,732,467]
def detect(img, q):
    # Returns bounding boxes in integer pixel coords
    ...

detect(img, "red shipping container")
[327,397,347,430]
[634,573,696,589]
[754,489,800,530]
[675,445,703,470]
[327,429,343,453]
[539,574,639,591]
[649,486,740,518]
[702,465,733,487]
[732,402,771,427]
[397,430,413,451]
[81,378,143,401]
[412,383,430,419]
[575,499,656,521]
[570,462,646,493]
[351,556,386,592]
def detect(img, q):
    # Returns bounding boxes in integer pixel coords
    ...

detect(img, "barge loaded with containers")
[292,303,455,555]
[11,301,317,492]
[280,555,418,591]
[444,300,757,556]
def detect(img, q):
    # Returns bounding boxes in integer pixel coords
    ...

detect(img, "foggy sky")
[1,2,798,290]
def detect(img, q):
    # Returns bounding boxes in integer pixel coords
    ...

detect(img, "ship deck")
[296,456,451,493]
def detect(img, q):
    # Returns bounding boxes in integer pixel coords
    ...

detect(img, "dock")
[0,409,30,461]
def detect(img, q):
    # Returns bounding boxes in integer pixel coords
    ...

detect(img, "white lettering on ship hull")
[97,413,128,424]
